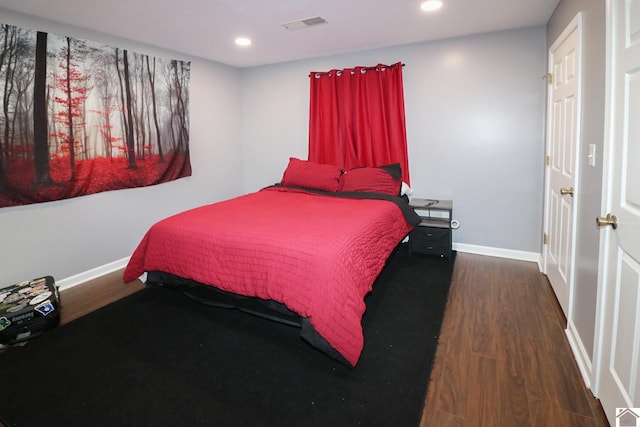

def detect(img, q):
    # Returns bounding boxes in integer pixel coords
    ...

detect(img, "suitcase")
[0,276,60,344]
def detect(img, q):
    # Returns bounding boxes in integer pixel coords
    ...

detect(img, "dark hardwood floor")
[420,252,609,427]
[4,252,609,426]
[58,271,145,325]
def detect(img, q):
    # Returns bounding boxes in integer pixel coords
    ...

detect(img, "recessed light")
[235,37,251,47]
[421,0,443,12]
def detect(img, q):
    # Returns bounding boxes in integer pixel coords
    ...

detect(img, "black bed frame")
[145,271,351,366]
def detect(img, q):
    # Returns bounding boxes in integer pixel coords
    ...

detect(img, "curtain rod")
[309,63,405,78]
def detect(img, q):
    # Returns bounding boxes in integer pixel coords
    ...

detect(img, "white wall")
[240,27,547,254]
[0,9,244,286]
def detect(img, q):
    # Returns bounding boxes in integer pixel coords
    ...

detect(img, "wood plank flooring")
[3,252,609,426]
[58,271,144,325]
[420,252,609,426]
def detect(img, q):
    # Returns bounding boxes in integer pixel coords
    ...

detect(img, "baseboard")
[56,257,130,292]
[565,320,594,392]
[453,243,541,263]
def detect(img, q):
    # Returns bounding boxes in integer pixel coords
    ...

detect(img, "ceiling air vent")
[282,16,328,31]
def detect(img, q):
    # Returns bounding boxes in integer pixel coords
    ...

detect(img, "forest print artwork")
[0,23,191,208]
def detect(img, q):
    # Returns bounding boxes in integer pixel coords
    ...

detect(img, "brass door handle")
[560,187,574,196]
[596,213,617,229]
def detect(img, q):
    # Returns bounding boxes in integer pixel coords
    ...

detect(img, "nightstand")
[408,199,453,260]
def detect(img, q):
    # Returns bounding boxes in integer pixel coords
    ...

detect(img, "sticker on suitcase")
[0,317,10,331]
[34,300,56,316]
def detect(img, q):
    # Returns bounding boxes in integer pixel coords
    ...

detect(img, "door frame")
[542,12,583,323]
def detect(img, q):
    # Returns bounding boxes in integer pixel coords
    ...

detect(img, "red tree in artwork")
[50,36,93,180]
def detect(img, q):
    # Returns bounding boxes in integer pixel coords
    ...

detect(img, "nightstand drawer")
[411,227,449,241]
[409,227,451,257]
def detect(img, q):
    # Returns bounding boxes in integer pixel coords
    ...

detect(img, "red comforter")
[123,186,416,366]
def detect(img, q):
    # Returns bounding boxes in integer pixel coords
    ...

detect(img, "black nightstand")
[408,199,453,260]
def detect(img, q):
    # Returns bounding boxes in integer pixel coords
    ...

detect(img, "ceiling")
[0,0,560,68]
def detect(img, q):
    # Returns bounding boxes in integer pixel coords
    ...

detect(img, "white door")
[593,0,640,424]
[544,13,582,318]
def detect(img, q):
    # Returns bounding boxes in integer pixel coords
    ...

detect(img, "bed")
[123,158,420,366]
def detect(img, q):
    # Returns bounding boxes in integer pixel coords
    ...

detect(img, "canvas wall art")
[0,22,191,208]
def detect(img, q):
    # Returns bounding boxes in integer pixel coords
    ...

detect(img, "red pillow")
[338,166,402,196]
[280,158,342,192]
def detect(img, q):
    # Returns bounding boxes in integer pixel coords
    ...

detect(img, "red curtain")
[308,62,410,184]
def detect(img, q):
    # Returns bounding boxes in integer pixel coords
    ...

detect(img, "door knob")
[560,187,574,196]
[596,213,617,229]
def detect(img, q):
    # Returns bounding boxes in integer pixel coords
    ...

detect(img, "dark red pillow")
[338,165,402,196]
[280,158,342,192]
